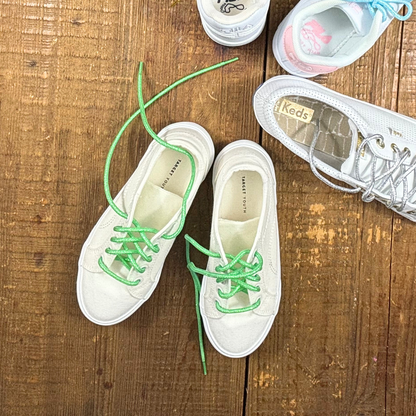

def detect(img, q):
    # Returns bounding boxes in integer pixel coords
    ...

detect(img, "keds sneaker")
[273,0,413,77]
[185,141,281,373]
[253,75,416,221]
[197,0,270,46]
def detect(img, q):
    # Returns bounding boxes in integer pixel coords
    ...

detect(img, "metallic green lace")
[185,234,263,374]
[98,58,238,286]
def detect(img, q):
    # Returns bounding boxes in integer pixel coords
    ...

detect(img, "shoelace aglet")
[202,359,207,376]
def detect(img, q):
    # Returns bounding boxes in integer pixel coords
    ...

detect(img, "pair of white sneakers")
[77,61,281,372]
[197,0,413,76]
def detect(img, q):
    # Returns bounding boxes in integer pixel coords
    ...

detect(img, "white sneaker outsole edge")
[200,18,267,47]
[77,122,215,326]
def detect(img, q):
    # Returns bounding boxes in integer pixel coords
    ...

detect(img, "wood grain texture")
[0,0,263,415]
[386,11,416,416]
[1,0,416,415]
[246,3,411,415]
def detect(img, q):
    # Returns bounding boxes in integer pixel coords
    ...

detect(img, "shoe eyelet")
[391,143,399,152]
[377,138,385,149]
[404,147,411,156]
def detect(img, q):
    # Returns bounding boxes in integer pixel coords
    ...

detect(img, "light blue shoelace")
[347,0,413,21]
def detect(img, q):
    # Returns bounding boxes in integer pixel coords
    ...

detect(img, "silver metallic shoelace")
[309,121,416,212]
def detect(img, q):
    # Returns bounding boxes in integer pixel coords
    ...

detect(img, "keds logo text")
[276,99,314,124]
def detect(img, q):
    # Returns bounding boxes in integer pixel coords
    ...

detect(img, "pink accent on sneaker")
[301,19,332,54]
[283,26,338,75]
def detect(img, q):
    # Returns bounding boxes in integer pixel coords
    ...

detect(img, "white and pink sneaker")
[272,0,413,77]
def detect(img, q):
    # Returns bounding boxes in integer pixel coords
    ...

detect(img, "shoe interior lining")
[218,170,263,257]
[273,95,353,169]
[217,170,263,310]
[219,170,263,225]
[147,147,192,197]
[300,10,361,57]
[133,147,193,232]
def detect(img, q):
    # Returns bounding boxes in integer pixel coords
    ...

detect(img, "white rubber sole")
[77,122,215,326]
[202,140,282,358]
[200,17,266,47]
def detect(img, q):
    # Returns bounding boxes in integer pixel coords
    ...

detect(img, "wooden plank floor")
[1,0,416,414]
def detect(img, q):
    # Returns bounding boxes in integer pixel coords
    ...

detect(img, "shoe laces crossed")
[185,234,264,374]
[309,120,416,213]
[347,0,413,22]
[97,58,238,286]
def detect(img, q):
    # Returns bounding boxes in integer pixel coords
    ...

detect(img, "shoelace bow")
[309,120,416,212]
[347,0,413,21]
[98,57,238,286]
[185,234,263,374]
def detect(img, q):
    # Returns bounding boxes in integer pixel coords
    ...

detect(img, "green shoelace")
[98,57,238,286]
[185,234,263,374]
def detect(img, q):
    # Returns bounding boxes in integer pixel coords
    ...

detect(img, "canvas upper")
[253,75,416,221]
[198,140,281,358]
[77,122,215,325]
[273,0,412,77]
[197,0,270,46]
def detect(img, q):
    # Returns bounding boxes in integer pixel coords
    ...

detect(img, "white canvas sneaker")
[76,58,237,326]
[197,0,270,46]
[77,122,215,325]
[185,140,281,371]
[272,0,413,77]
[253,75,416,221]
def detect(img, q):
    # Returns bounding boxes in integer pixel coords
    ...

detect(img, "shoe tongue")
[218,217,260,261]
[334,2,374,35]
[132,182,183,234]
[217,217,261,310]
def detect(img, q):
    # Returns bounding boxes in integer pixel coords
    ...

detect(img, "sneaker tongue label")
[275,99,314,124]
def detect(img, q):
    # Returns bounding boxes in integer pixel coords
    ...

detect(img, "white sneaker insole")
[112,148,193,277]
[214,0,249,16]
[218,170,263,309]
[300,10,357,57]
[273,95,354,170]
[134,147,192,233]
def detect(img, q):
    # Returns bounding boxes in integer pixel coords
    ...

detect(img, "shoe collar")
[291,0,383,68]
